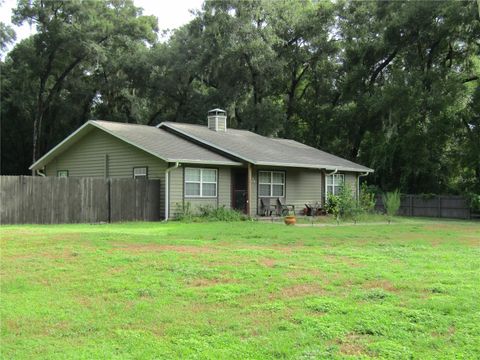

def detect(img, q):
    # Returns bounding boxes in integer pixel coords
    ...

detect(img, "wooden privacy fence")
[375,194,470,219]
[0,176,161,224]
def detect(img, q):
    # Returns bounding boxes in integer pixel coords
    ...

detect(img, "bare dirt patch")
[112,243,219,255]
[277,283,325,298]
[428,235,479,248]
[6,250,80,261]
[4,319,20,334]
[108,266,125,275]
[424,224,479,232]
[260,258,276,267]
[362,279,399,293]
[188,277,237,287]
[50,233,83,241]
[323,254,362,267]
[336,333,371,357]
[459,236,480,247]
[431,326,456,338]
[285,268,322,279]
[227,244,306,254]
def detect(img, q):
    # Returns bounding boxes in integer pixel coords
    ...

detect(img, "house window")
[184,168,217,197]
[133,167,148,179]
[57,170,68,177]
[258,171,285,197]
[326,173,344,196]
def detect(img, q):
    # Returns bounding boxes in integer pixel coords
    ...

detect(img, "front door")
[232,168,248,213]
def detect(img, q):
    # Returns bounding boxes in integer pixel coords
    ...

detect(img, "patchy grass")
[1,220,479,359]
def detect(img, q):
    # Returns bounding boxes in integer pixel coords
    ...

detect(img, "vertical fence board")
[0,176,161,224]
[375,194,470,219]
[146,179,161,221]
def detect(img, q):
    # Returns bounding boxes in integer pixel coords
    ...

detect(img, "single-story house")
[30,109,373,219]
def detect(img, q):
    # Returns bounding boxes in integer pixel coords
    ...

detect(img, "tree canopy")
[1,0,479,195]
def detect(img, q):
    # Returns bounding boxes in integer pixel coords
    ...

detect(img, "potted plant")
[284,211,296,225]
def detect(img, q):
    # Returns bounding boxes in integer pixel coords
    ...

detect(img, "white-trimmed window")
[326,173,344,196]
[133,167,148,179]
[258,171,285,197]
[57,170,68,177]
[185,168,217,197]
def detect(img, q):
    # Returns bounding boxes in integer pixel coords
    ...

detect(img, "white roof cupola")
[207,108,227,132]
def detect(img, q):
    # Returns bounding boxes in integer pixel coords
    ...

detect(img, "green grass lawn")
[1,220,479,359]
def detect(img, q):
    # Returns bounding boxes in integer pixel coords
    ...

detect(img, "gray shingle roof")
[160,122,373,172]
[31,119,373,173]
[92,121,241,165]
[30,120,242,170]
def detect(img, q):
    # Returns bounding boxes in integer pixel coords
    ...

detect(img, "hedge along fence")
[0,176,161,224]
[374,194,471,219]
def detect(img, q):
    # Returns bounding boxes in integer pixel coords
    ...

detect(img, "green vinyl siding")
[251,167,258,216]
[344,172,358,198]
[217,167,231,209]
[255,167,322,216]
[169,166,232,218]
[44,128,167,215]
[323,171,357,198]
[254,168,359,216]
[254,167,285,216]
[286,168,323,215]
[41,126,362,219]
[169,166,183,218]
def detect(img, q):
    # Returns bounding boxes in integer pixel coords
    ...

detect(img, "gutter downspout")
[357,171,370,202]
[36,169,46,177]
[164,162,180,221]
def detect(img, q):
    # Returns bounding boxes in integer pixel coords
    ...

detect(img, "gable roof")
[30,120,242,170]
[159,122,373,173]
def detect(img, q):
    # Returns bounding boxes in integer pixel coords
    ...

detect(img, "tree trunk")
[32,102,45,173]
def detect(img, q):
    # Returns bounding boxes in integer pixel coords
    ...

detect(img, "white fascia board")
[30,120,243,171]
[157,123,373,173]
[29,121,94,170]
[90,121,170,163]
[30,120,171,170]
[171,159,243,166]
[255,161,374,173]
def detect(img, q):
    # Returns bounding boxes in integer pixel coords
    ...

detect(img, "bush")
[467,193,480,213]
[174,202,193,221]
[198,205,249,221]
[325,194,341,223]
[382,190,401,223]
[360,183,376,213]
[338,184,357,219]
[325,185,361,223]
[175,202,249,222]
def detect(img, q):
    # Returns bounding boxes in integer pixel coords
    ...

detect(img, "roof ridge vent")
[207,108,227,132]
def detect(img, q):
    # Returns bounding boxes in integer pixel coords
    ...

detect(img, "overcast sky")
[0,0,204,47]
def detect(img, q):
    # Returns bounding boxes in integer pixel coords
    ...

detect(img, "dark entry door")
[232,168,248,213]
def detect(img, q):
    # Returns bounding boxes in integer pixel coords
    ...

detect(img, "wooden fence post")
[107,178,111,223]
[409,195,413,217]
[438,196,442,218]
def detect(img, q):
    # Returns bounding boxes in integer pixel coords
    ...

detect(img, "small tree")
[382,190,401,223]
[338,184,356,219]
[325,195,341,224]
[326,185,359,224]
[360,183,376,213]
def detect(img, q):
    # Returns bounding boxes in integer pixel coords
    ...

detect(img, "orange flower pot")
[284,215,296,225]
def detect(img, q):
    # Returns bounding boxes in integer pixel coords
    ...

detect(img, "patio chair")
[277,198,295,216]
[260,198,275,216]
[313,201,326,216]
[305,203,313,216]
